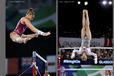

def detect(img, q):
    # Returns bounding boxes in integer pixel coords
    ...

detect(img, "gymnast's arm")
[88,52,97,57]
[24,18,51,36]
[24,18,39,33]
[73,49,81,54]
[88,52,97,64]
[71,49,80,59]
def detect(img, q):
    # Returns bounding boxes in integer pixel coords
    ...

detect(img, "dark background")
[58,0,112,38]
[6,28,56,58]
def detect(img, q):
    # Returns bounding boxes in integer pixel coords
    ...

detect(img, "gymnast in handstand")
[71,9,97,64]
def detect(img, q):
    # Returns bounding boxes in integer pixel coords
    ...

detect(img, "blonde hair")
[26,8,35,15]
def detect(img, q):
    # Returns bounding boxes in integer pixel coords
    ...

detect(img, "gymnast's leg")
[21,33,38,40]
[81,9,86,40]
[85,10,92,40]
[10,32,38,43]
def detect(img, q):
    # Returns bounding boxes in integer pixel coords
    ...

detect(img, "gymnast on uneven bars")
[71,9,97,64]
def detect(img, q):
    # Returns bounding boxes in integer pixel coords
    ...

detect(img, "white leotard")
[75,47,96,56]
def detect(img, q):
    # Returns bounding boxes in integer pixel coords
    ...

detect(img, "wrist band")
[38,31,44,35]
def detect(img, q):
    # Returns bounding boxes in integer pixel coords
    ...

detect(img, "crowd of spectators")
[60,49,113,60]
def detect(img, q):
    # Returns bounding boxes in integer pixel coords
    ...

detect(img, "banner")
[47,55,56,73]
[104,38,113,46]
[61,59,113,65]
[21,57,32,74]
[5,58,19,75]
[59,37,105,47]
[60,65,113,76]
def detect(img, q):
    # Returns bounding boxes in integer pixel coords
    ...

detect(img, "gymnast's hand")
[94,54,98,64]
[34,33,38,38]
[42,32,51,36]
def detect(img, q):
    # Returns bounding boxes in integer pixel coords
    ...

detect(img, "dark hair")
[26,8,35,15]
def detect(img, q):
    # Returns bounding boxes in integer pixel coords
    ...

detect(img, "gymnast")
[10,8,51,44]
[71,9,97,64]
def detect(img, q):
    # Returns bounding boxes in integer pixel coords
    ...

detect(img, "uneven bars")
[35,52,47,63]
[59,47,113,50]
[32,51,48,76]
[61,68,113,71]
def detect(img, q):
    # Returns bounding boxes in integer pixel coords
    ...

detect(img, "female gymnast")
[71,9,97,64]
[10,8,51,44]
